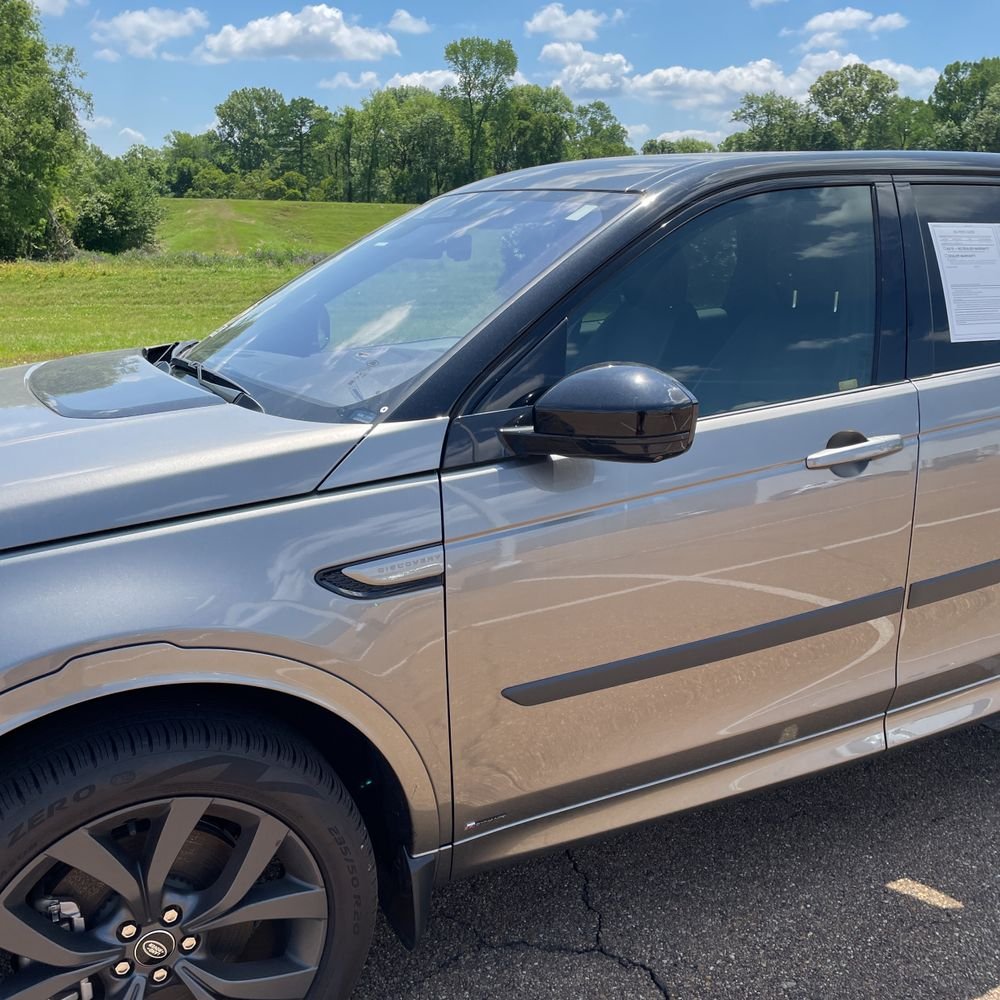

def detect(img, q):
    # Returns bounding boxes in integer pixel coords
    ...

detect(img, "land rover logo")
[135,930,175,966]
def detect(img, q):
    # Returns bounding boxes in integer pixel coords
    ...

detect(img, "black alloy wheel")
[0,714,377,1000]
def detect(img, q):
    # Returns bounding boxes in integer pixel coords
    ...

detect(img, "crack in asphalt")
[566,849,672,999]
[404,852,672,997]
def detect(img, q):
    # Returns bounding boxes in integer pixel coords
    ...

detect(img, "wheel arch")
[0,643,445,945]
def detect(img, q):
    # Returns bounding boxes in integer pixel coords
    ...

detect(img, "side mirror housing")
[499,362,698,463]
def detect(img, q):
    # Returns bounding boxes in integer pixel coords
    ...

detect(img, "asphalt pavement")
[352,722,1000,999]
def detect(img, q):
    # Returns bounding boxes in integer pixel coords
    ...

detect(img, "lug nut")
[152,969,169,985]
[161,907,181,925]
[113,961,132,978]
[180,936,198,953]
[118,921,139,941]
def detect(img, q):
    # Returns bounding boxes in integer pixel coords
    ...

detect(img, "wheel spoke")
[46,827,144,918]
[141,797,213,915]
[192,877,327,932]
[185,814,288,932]
[176,958,316,1000]
[122,978,147,1000]
[0,960,107,1000]
[0,903,117,967]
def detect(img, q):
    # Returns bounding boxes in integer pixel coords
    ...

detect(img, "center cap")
[134,930,176,967]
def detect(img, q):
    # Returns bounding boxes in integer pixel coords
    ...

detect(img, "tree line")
[161,37,632,204]
[5,0,1000,261]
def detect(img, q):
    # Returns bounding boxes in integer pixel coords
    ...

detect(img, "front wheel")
[0,712,377,1000]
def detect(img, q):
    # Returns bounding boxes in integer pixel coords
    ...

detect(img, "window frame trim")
[896,175,1000,381]
[444,175,901,472]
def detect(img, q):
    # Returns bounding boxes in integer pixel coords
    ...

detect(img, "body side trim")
[907,556,1000,609]
[503,588,905,707]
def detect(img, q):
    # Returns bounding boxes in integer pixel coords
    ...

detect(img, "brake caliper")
[30,899,94,1000]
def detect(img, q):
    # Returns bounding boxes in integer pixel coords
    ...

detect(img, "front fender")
[0,642,443,855]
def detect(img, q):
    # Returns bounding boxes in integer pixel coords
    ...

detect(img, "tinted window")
[481,186,879,418]
[911,183,1000,374]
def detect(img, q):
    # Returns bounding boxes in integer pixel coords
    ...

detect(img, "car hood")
[0,350,368,553]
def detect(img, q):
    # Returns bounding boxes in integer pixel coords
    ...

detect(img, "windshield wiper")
[167,356,264,413]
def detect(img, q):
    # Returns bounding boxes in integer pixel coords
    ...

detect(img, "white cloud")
[869,12,908,32]
[119,126,146,143]
[35,0,87,15]
[83,114,114,129]
[868,57,939,93]
[91,6,208,59]
[624,123,649,143]
[542,43,938,109]
[388,8,431,34]
[525,3,623,42]
[200,4,399,63]
[541,41,632,94]
[319,70,381,89]
[94,47,121,62]
[794,7,909,50]
[384,68,458,90]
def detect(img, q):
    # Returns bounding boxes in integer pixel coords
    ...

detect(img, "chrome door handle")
[806,434,904,470]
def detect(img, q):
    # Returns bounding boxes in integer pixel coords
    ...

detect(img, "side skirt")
[450,715,885,880]
[887,673,1000,749]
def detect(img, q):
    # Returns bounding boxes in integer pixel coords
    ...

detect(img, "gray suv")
[3,151,1000,999]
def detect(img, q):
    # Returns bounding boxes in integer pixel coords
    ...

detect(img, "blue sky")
[36,0,1000,155]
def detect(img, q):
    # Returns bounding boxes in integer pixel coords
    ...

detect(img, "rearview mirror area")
[499,362,698,463]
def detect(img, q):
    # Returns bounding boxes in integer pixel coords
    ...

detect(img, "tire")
[0,711,378,1000]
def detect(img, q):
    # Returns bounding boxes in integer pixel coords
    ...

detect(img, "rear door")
[442,179,920,872]
[890,178,1000,742]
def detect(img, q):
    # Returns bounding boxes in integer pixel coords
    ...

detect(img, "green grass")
[158,198,411,254]
[0,257,304,366]
[0,199,415,367]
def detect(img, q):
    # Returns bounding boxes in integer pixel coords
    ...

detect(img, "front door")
[442,182,919,871]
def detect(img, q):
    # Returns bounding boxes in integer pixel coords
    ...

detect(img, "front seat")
[573,250,701,374]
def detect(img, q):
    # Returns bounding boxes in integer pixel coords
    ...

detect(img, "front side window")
[480,185,879,418]
[180,190,634,423]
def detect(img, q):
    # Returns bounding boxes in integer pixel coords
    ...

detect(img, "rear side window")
[911,183,1000,374]
[479,185,879,418]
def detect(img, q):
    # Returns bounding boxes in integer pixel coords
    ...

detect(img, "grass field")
[0,199,414,367]
[158,198,409,254]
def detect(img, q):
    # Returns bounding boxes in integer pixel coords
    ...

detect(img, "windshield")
[180,189,634,423]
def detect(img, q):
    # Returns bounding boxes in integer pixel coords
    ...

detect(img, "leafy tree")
[931,58,1000,127]
[723,91,834,151]
[884,96,936,149]
[444,36,518,180]
[73,149,163,252]
[185,162,234,198]
[381,87,462,202]
[492,84,575,173]
[642,137,716,154]
[215,87,287,172]
[0,0,89,258]
[283,97,332,180]
[954,83,1000,151]
[808,64,899,149]
[570,101,632,159]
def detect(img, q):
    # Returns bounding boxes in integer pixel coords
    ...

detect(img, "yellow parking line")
[972,989,1000,1000]
[885,877,964,910]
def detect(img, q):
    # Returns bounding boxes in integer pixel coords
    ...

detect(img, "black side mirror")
[499,362,698,463]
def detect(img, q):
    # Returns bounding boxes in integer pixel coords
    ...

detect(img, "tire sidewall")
[0,738,376,999]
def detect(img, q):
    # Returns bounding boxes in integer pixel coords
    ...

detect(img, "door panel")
[443,384,919,844]
[893,368,1000,716]
[891,181,1000,739]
